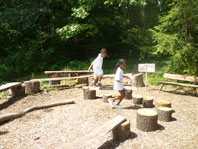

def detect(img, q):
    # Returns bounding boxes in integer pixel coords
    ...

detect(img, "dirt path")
[0,83,198,149]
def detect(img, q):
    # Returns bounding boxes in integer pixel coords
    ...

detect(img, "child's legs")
[93,76,98,83]
[112,89,125,105]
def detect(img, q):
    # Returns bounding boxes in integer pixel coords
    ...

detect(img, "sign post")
[138,64,155,92]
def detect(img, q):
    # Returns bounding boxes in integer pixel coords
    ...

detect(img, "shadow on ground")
[98,132,138,149]
[0,95,25,111]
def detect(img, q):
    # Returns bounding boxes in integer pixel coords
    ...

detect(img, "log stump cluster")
[103,94,112,103]
[48,74,60,85]
[157,107,173,122]
[132,95,143,104]
[124,89,132,100]
[24,81,40,95]
[83,87,96,99]
[143,96,154,108]
[112,119,131,141]
[156,99,171,108]
[136,108,158,132]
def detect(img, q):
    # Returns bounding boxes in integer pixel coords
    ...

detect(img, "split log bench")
[159,73,198,95]
[64,115,130,149]
[44,70,93,85]
[0,82,24,97]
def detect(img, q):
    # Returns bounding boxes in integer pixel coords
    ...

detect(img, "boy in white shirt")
[88,48,107,87]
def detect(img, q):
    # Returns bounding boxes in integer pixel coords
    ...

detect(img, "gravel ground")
[0,79,198,149]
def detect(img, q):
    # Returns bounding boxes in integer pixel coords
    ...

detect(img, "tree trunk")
[112,119,131,141]
[103,94,112,103]
[131,73,145,87]
[143,96,154,108]
[132,95,143,104]
[157,107,173,122]
[83,89,96,99]
[136,109,158,132]
[124,89,132,99]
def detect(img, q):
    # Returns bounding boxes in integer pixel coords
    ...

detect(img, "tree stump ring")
[157,107,173,122]
[143,96,154,108]
[83,89,96,99]
[132,95,143,104]
[136,108,158,132]
[124,89,132,99]
[156,99,171,108]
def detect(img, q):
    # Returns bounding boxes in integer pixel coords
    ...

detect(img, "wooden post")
[136,109,158,132]
[143,96,154,108]
[156,99,171,108]
[83,89,96,99]
[112,119,131,141]
[157,107,173,122]
[49,74,61,85]
[124,89,132,99]
[131,73,145,87]
[103,94,112,103]
[11,84,25,96]
[78,77,88,85]
[132,95,143,104]
[24,81,40,95]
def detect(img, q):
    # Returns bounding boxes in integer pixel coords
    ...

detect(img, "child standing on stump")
[108,59,127,109]
[88,48,107,88]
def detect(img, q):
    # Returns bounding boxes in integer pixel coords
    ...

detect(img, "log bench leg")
[48,74,60,85]
[159,84,164,92]
[11,85,25,97]
[112,119,131,141]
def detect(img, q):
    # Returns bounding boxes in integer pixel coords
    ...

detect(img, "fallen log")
[0,100,75,123]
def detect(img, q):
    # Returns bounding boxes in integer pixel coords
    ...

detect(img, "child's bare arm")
[88,64,93,71]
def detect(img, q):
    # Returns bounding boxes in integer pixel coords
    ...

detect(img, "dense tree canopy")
[0,0,197,82]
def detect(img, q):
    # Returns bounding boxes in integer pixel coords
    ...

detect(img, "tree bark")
[83,89,96,99]
[132,95,143,104]
[131,73,145,87]
[143,96,154,108]
[112,119,131,141]
[124,89,132,99]
[136,109,158,132]
[157,107,173,122]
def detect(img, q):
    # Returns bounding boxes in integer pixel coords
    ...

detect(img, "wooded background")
[0,0,198,82]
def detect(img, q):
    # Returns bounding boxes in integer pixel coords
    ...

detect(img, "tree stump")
[132,95,143,104]
[24,81,40,95]
[157,107,173,122]
[103,94,112,103]
[11,84,25,96]
[156,99,171,108]
[124,89,132,99]
[143,96,154,108]
[112,119,131,141]
[83,89,96,99]
[131,73,145,87]
[136,108,158,132]
[49,74,60,85]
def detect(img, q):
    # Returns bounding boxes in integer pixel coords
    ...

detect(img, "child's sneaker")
[113,105,123,109]
[97,82,103,88]
[91,81,96,87]
[108,98,115,107]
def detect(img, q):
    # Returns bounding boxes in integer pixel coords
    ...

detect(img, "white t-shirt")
[113,67,124,90]
[92,54,103,75]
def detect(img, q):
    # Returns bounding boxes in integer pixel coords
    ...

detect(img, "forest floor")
[0,78,198,149]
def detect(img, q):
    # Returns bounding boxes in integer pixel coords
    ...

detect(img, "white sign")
[138,64,155,72]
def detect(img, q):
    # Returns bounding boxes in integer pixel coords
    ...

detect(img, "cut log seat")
[0,82,21,92]
[64,116,127,149]
[0,82,24,97]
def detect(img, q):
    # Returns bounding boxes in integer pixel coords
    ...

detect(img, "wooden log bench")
[64,115,129,149]
[44,71,93,85]
[0,82,24,97]
[159,73,198,95]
